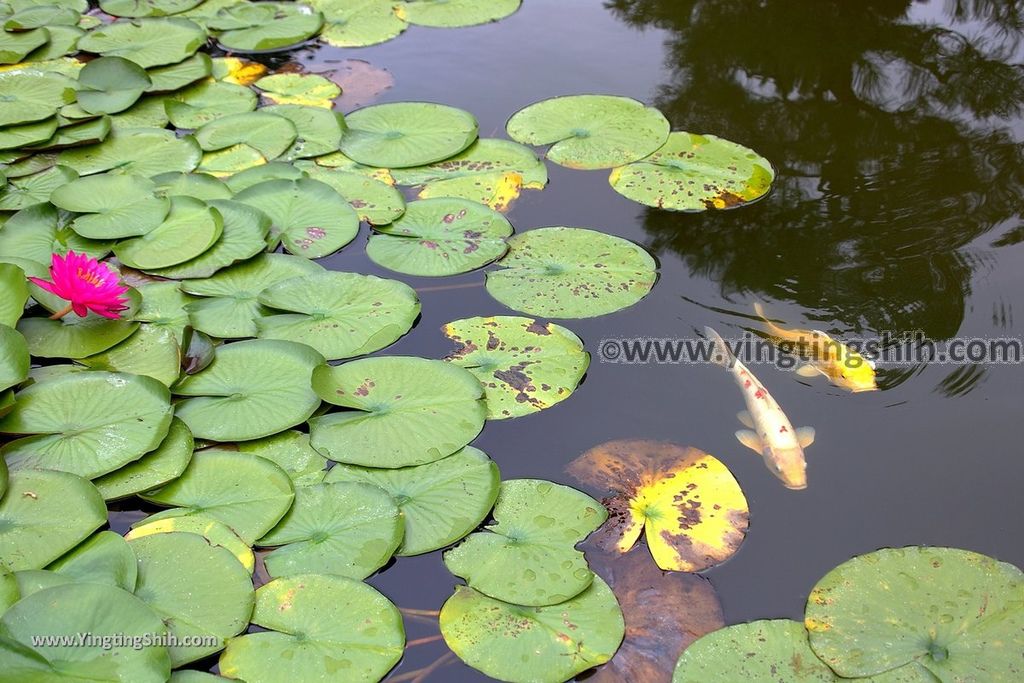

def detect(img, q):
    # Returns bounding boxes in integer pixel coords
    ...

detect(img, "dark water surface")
[150,1,1024,679]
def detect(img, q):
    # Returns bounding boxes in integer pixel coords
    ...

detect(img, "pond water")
[102,0,1024,680]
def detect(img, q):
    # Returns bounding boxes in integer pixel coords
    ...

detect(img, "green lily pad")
[181,252,323,338]
[165,80,257,129]
[171,672,231,683]
[234,177,360,258]
[132,280,196,342]
[127,512,254,574]
[255,73,339,107]
[140,448,295,543]
[0,203,112,266]
[507,95,670,170]
[78,323,182,386]
[114,195,223,269]
[219,574,404,683]
[609,132,775,211]
[215,2,323,52]
[0,583,172,681]
[195,111,297,162]
[17,314,140,358]
[485,227,657,318]
[255,272,419,360]
[92,417,193,500]
[24,24,84,62]
[172,339,324,440]
[0,326,28,393]
[152,170,232,201]
[236,429,327,485]
[223,160,303,192]
[0,116,58,150]
[325,445,499,556]
[444,478,606,606]
[146,199,271,279]
[129,532,254,666]
[145,53,212,93]
[76,56,152,115]
[312,0,407,48]
[673,620,838,683]
[0,369,173,477]
[258,481,402,579]
[340,101,478,168]
[309,355,487,468]
[6,6,78,30]
[107,94,170,129]
[440,576,625,683]
[262,103,345,161]
[298,165,406,224]
[0,263,29,326]
[196,143,265,174]
[398,0,520,27]
[47,530,138,591]
[367,197,512,276]
[0,151,56,178]
[50,172,171,238]
[805,546,1024,681]
[443,315,589,419]
[28,114,111,150]
[100,0,204,18]
[57,126,201,176]
[0,469,106,571]
[0,27,49,64]
[0,164,77,210]
[77,17,208,68]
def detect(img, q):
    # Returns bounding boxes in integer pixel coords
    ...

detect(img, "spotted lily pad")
[325,445,498,556]
[309,356,487,468]
[485,227,657,318]
[50,173,170,238]
[77,17,207,68]
[397,0,520,27]
[255,72,339,107]
[566,440,749,572]
[367,198,512,276]
[298,165,405,224]
[311,0,407,48]
[219,574,404,683]
[75,56,152,115]
[255,272,420,360]
[0,70,75,128]
[57,126,201,176]
[0,370,173,478]
[92,417,193,500]
[440,576,624,683]
[114,195,223,269]
[339,102,478,168]
[214,2,323,53]
[172,339,324,441]
[805,546,1024,681]
[443,315,588,419]
[609,132,774,211]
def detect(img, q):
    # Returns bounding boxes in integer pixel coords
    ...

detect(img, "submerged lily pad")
[258,481,402,579]
[219,574,404,683]
[172,339,324,441]
[398,0,520,27]
[444,478,606,606]
[325,445,499,556]
[312,0,407,48]
[440,577,624,683]
[609,132,775,211]
[507,95,669,170]
[367,198,512,276]
[114,195,223,269]
[443,315,589,419]
[77,17,207,68]
[309,355,486,468]
[75,56,152,115]
[339,101,478,168]
[92,417,193,500]
[805,546,1024,681]
[485,227,657,319]
[255,272,420,360]
[0,469,106,571]
[567,440,749,572]
[0,370,173,478]
[214,2,323,52]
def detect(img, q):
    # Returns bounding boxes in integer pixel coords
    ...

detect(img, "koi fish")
[754,303,877,393]
[705,326,814,490]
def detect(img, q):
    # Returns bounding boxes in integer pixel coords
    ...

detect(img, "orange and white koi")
[705,326,815,490]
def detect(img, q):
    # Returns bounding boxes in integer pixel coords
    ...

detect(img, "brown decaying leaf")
[325,59,395,111]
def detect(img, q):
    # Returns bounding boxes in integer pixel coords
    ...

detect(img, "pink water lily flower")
[28,251,129,320]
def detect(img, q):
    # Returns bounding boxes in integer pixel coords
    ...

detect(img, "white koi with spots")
[705,326,815,490]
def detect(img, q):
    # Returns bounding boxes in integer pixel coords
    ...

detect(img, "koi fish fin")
[737,410,754,429]
[703,326,735,369]
[753,302,769,321]
[796,427,816,448]
[735,429,764,454]
[754,302,790,338]
[866,357,877,370]
[795,363,820,378]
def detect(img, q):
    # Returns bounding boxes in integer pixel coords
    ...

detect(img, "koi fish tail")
[754,302,789,338]
[704,326,736,369]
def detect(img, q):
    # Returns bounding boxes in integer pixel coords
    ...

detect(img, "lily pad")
[339,101,478,168]
[0,326,28,392]
[172,339,324,440]
[215,2,323,53]
[257,481,402,579]
[23,24,84,62]
[506,95,670,170]
[152,170,232,201]
[77,17,208,68]
[0,582,172,682]
[805,546,1024,681]
[309,355,486,468]
[42,531,136,594]
[443,315,589,419]
[263,104,345,161]
[144,53,212,93]
[50,172,170,238]
[223,160,303,192]
[107,94,170,129]
[485,227,657,319]
[17,313,140,358]
[367,197,512,276]
[100,0,204,18]
[165,80,257,129]
[4,4,79,29]
[397,0,520,27]
[126,513,255,574]
[0,164,77,210]
[78,322,181,386]
[76,56,152,115]
[182,252,323,338]
[194,111,297,161]
[312,0,407,48]
[299,165,406,224]
[29,114,111,150]
[129,532,254,666]
[609,132,775,211]
[417,171,527,211]
[219,574,404,683]
[440,576,625,683]
[57,126,201,176]
[444,478,606,606]
[114,195,223,269]
[255,271,419,360]
[0,27,49,64]
[0,117,58,150]
[236,429,327,485]
[132,280,196,342]
[255,72,339,108]
[324,445,499,556]
[140,448,295,544]
[234,177,359,258]
[0,205,110,272]
[92,417,193,500]
[0,263,28,326]
[208,54,267,85]
[567,440,749,572]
